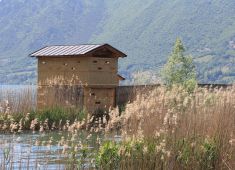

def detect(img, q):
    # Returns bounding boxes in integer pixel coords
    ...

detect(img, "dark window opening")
[95,101,101,104]
[98,67,102,70]
[105,61,110,64]
[71,67,76,70]
[93,60,98,63]
[90,93,95,96]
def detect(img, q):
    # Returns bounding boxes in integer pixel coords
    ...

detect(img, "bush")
[95,141,120,169]
[199,138,219,170]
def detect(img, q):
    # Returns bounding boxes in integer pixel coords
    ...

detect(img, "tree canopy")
[161,38,197,92]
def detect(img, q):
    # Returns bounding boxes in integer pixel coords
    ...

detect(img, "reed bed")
[0,85,36,113]
[0,85,234,169]
[103,85,235,169]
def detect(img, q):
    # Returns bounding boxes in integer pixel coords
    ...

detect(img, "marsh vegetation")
[0,84,234,169]
[0,40,234,169]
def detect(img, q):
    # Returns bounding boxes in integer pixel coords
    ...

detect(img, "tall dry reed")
[0,85,36,113]
[111,85,235,169]
[38,75,84,109]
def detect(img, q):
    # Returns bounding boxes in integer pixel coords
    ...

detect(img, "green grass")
[35,107,86,126]
[0,107,87,132]
[95,137,219,170]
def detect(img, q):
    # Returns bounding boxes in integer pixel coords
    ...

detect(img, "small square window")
[95,101,101,104]
[90,93,95,96]
[105,61,110,64]
[98,67,102,70]
[93,60,98,63]
[71,67,76,70]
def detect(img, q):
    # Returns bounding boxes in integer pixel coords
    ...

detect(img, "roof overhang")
[29,43,127,58]
[118,74,126,81]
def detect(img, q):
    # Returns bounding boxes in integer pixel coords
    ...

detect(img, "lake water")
[0,86,121,169]
[0,131,121,169]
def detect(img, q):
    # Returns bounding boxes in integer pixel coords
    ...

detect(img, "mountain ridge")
[0,0,234,84]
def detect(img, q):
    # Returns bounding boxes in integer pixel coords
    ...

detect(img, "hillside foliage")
[0,0,234,84]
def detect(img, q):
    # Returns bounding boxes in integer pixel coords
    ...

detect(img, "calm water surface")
[0,131,121,169]
[0,86,120,169]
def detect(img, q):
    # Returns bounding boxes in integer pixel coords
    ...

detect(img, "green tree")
[161,38,197,92]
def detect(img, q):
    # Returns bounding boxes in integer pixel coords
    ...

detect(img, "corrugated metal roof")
[30,44,103,57]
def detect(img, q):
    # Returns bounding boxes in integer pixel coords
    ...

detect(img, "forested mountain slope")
[0,0,234,84]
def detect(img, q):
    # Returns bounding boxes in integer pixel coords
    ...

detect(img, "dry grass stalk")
[114,85,235,169]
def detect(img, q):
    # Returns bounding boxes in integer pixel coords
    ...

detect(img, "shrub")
[199,138,219,170]
[95,141,120,169]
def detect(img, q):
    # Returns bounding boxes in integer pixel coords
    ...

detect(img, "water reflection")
[0,131,121,169]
